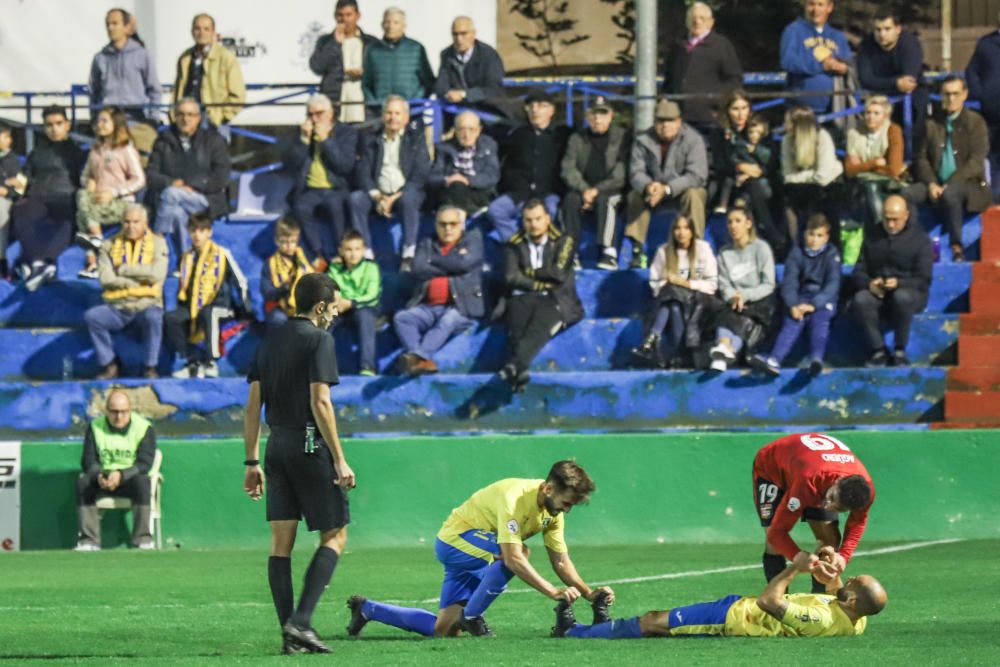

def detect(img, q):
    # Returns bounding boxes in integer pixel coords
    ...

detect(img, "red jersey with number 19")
[754,433,875,563]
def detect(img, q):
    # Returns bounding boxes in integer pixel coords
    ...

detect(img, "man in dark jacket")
[966,12,1000,200]
[429,111,500,215]
[349,95,430,270]
[663,2,743,133]
[434,17,506,115]
[362,7,434,105]
[146,98,230,260]
[393,206,484,375]
[560,98,629,269]
[285,94,359,263]
[901,76,991,262]
[497,199,583,390]
[309,0,378,124]
[850,195,933,368]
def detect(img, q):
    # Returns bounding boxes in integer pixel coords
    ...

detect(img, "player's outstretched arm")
[500,542,579,602]
[547,549,615,603]
[756,551,814,620]
[310,382,356,489]
[242,380,264,500]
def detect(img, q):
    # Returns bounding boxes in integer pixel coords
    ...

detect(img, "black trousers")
[439,182,492,215]
[901,180,980,249]
[164,305,233,362]
[560,190,622,251]
[850,287,927,353]
[76,473,151,506]
[783,182,840,252]
[506,292,564,375]
[10,196,75,266]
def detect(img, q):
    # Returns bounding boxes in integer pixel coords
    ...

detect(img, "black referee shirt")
[247,317,340,429]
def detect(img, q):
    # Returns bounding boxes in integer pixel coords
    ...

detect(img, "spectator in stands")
[857,9,928,154]
[631,215,717,369]
[9,105,86,291]
[496,199,582,390]
[89,8,161,156]
[708,204,776,373]
[350,95,430,272]
[560,97,628,270]
[902,76,991,262]
[624,97,708,269]
[285,93,359,266]
[489,91,570,243]
[434,17,506,116]
[261,218,314,331]
[716,113,772,214]
[844,96,905,232]
[164,212,249,379]
[75,107,145,280]
[74,390,157,551]
[966,11,1000,201]
[780,0,851,116]
[310,0,378,124]
[663,2,743,134]
[849,195,932,367]
[146,98,231,261]
[781,105,843,257]
[362,7,434,107]
[327,231,382,376]
[84,203,168,380]
[751,213,840,376]
[394,206,484,376]
[429,110,500,216]
[0,123,20,280]
[173,13,246,130]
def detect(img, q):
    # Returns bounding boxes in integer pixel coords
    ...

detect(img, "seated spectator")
[362,7,434,107]
[780,0,851,116]
[89,8,161,157]
[716,113,772,214]
[849,195,932,367]
[496,199,582,390]
[350,95,430,271]
[560,97,628,270]
[663,2,743,134]
[902,76,991,262]
[76,107,145,279]
[751,213,841,376]
[327,231,382,376]
[434,17,507,116]
[781,105,843,256]
[164,212,249,379]
[394,206,484,376]
[173,13,246,130]
[84,203,168,380]
[708,204,776,372]
[857,9,928,154]
[844,96,904,232]
[310,0,377,124]
[0,122,20,280]
[261,218,314,331]
[624,97,708,269]
[284,94,359,265]
[429,110,500,216]
[9,105,86,290]
[488,91,570,242]
[966,12,1000,200]
[631,215,717,369]
[146,98,230,261]
[75,390,157,551]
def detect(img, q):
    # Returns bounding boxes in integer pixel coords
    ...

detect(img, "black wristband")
[244,459,260,466]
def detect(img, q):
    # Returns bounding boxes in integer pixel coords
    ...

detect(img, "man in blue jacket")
[349,95,430,271]
[284,94,359,264]
[434,17,506,116]
[780,0,851,115]
[429,111,500,215]
[966,12,1000,200]
[393,206,484,375]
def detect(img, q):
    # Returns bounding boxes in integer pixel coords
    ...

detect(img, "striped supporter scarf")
[178,240,228,343]
[102,230,161,302]
[266,247,313,314]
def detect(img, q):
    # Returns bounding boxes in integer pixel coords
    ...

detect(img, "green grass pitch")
[2,539,998,664]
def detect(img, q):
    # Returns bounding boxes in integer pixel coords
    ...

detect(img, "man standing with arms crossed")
[243,272,357,654]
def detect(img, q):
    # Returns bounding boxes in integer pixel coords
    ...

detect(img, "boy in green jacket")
[327,231,382,375]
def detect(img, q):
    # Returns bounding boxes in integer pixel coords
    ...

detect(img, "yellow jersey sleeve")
[542,512,567,553]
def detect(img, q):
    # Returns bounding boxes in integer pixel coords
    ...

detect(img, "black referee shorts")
[264,429,350,532]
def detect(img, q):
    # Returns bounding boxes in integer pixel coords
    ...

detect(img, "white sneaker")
[710,343,736,364]
[74,542,100,552]
[709,359,727,372]
[25,263,56,292]
[172,363,197,379]
[136,540,155,551]
[201,361,219,378]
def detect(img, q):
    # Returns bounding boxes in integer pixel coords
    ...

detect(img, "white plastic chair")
[95,449,164,549]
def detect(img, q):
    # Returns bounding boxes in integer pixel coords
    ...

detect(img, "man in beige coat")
[173,13,246,128]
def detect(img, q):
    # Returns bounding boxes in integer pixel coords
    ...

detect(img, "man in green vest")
[75,390,158,551]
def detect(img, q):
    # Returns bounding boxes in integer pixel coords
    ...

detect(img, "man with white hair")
[362,7,434,106]
[429,111,500,215]
[434,17,506,114]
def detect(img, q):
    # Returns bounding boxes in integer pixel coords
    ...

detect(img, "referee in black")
[243,272,356,654]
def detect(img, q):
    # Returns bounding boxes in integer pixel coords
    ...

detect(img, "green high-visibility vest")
[92,413,151,472]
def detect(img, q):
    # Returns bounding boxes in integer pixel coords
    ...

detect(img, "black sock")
[290,546,339,628]
[268,556,294,628]
[811,576,826,593]
[763,553,786,582]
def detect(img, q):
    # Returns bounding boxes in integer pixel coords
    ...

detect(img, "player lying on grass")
[346,461,615,637]
[553,548,887,639]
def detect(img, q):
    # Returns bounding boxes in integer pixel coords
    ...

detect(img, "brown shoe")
[142,366,159,379]
[396,352,419,375]
[95,361,119,380]
[412,358,439,375]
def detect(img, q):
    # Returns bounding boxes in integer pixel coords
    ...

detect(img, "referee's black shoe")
[456,614,495,637]
[551,600,577,638]
[346,595,369,637]
[282,621,332,653]
[591,589,612,624]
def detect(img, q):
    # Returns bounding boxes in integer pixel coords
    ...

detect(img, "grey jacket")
[89,38,162,121]
[561,125,628,195]
[629,124,708,195]
[717,238,776,303]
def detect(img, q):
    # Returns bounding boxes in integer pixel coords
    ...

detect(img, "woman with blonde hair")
[844,95,905,230]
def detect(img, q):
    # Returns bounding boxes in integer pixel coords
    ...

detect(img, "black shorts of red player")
[754,476,838,527]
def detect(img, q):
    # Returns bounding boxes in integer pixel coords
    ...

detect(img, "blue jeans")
[349,189,424,257]
[769,306,836,363]
[334,306,377,372]
[84,304,163,368]
[487,194,560,242]
[155,187,209,258]
[393,304,474,359]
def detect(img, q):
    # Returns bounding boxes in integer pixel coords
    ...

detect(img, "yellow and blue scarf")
[103,230,161,302]
[266,247,313,314]
[178,240,228,343]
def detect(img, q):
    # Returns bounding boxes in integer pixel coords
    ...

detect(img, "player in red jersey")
[753,433,875,592]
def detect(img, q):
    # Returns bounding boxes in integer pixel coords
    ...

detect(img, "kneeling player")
[553,550,887,639]
[346,461,614,637]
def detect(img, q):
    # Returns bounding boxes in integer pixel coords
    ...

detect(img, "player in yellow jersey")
[552,550,886,639]
[346,461,615,637]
